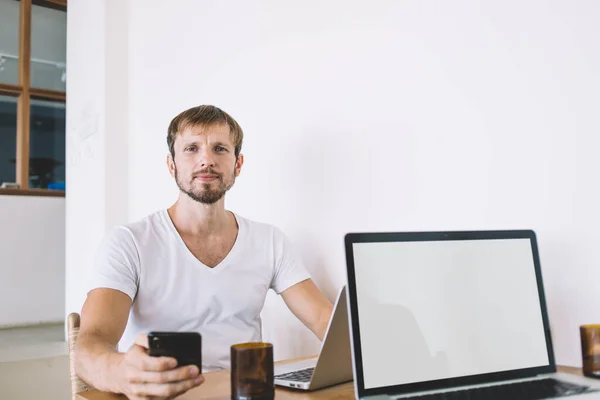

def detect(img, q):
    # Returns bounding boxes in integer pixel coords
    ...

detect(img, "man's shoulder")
[125,209,167,229]
[235,212,283,236]
[234,213,294,250]
[106,209,169,242]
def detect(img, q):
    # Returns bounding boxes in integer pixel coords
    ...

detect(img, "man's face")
[168,123,243,204]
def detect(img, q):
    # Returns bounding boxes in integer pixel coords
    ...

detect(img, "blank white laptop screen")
[352,238,549,390]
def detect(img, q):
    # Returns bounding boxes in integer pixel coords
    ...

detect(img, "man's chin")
[184,189,225,205]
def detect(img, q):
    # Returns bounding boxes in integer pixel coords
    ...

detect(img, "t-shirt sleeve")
[86,226,140,301]
[270,228,312,294]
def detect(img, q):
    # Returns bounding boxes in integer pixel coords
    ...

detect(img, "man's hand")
[117,333,204,400]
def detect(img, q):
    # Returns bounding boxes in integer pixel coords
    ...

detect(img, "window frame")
[0,0,67,197]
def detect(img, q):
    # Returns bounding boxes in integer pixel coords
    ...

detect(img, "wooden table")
[76,361,581,400]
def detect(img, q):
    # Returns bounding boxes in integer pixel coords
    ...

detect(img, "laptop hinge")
[361,395,392,400]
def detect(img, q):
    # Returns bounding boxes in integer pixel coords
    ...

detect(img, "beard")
[174,166,236,204]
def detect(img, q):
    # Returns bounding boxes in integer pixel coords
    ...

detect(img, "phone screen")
[148,331,202,373]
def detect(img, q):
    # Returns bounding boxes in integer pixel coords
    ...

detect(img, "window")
[0,0,66,196]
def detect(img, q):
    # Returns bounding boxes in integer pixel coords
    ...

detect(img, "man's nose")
[196,148,215,167]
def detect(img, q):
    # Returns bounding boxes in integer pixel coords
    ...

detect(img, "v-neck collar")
[161,209,243,274]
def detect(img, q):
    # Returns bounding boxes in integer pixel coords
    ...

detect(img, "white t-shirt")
[86,210,311,371]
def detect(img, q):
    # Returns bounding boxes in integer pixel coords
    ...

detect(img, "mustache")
[192,169,222,178]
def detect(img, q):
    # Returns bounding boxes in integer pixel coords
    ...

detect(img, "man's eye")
[185,146,197,152]
[215,146,227,152]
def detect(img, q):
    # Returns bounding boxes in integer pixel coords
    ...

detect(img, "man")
[75,105,333,400]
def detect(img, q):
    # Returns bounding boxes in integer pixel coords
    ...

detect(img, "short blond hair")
[167,105,243,158]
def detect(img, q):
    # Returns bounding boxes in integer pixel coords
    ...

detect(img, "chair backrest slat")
[67,313,92,400]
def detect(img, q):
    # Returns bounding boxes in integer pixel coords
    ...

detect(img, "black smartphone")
[147,331,202,373]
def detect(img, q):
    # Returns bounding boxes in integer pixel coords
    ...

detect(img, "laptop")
[343,230,600,399]
[274,285,353,390]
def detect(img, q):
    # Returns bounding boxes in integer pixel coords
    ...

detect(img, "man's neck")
[167,194,232,236]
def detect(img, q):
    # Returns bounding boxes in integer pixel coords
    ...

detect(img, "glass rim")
[580,324,600,329]
[231,342,273,350]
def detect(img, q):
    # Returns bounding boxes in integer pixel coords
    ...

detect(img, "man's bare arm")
[281,279,333,340]
[75,288,134,392]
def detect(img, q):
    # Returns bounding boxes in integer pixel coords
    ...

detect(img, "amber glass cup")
[231,342,274,400]
[581,325,600,378]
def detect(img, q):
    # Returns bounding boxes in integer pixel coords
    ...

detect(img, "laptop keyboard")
[405,378,596,399]
[274,367,315,383]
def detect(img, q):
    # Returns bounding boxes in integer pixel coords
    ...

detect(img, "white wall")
[66,0,600,367]
[0,196,65,327]
[65,0,130,326]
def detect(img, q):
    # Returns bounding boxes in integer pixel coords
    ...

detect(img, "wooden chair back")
[67,313,92,400]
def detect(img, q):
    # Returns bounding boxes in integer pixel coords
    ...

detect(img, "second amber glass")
[231,342,274,400]
[581,325,600,379]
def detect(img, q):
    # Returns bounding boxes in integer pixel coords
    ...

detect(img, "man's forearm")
[315,304,333,340]
[75,333,125,394]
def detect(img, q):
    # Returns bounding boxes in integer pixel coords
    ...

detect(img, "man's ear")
[234,154,244,177]
[167,154,176,178]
